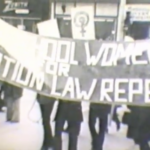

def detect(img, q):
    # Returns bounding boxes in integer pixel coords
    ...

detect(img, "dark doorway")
[57,18,72,38]
[131,22,150,40]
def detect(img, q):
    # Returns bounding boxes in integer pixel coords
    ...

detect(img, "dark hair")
[126,11,131,16]
[61,5,66,13]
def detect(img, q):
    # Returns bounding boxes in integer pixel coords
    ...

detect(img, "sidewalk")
[51,109,138,150]
[61,129,137,150]
[0,108,138,150]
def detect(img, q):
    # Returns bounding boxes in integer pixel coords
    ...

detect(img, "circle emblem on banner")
[74,11,89,37]
[74,11,89,28]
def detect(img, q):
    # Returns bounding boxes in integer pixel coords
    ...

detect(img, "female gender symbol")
[74,12,89,37]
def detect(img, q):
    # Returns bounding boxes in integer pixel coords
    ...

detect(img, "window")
[55,3,75,16]
[57,18,72,38]
[24,20,39,32]
[2,17,21,27]
[57,17,116,40]
[2,17,39,33]
[96,3,118,17]
[95,18,116,40]
[76,3,94,9]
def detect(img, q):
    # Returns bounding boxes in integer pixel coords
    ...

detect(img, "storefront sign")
[3,2,29,14]
[0,0,42,19]
[126,5,150,21]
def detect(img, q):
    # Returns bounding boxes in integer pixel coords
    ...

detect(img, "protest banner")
[0,19,150,106]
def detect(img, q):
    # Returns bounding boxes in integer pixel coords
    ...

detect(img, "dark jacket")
[37,94,56,105]
[1,82,22,122]
[1,82,22,100]
[90,103,111,118]
[55,100,83,122]
[37,94,56,122]
[123,106,150,143]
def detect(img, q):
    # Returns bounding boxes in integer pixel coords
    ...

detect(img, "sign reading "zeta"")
[3,2,29,14]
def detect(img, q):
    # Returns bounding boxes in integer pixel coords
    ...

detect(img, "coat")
[37,94,56,124]
[37,94,56,105]
[89,103,111,119]
[123,106,150,143]
[1,82,22,122]
[2,82,22,100]
[54,100,83,122]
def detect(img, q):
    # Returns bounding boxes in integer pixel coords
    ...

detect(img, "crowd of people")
[0,82,113,150]
[1,81,150,150]
[0,9,150,150]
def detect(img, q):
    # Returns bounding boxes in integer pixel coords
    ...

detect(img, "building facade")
[50,0,120,40]
[125,0,150,40]
[1,0,150,40]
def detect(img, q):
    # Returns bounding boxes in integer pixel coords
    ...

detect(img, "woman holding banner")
[123,15,150,150]
[88,103,111,150]
[1,82,22,122]
[37,94,56,150]
[54,100,83,150]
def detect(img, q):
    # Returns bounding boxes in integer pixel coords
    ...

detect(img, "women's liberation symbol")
[74,12,89,37]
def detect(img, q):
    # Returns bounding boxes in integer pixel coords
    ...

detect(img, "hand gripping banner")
[0,19,150,106]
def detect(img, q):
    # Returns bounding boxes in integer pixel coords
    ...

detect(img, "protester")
[124,11,132,36]
[123,30,150,150]
[1,82,22,122]
[0,82,5,111]
[54,100,83,150]
[123,106,150,150]
[37,94,56,150]
[52,18,83,150]
[88,103,111,150]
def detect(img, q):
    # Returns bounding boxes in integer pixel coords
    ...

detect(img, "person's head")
[126,11,131,17]
[61,4,66,14]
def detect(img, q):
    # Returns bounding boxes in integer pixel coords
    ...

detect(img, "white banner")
[37,19,60,38]
[71,6,95,40]
[0,19,39,72]
[1,18,150,105]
